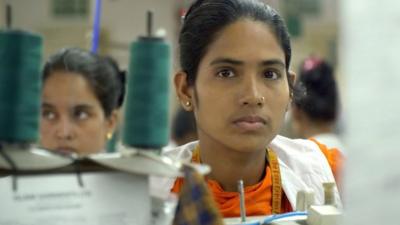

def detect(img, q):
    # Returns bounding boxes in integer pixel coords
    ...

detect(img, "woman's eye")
[217,69,235,78]
[263,70,280,80]
[75,110,89,120]
[42,110,56,121]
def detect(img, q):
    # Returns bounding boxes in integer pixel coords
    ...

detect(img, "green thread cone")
[0,30,43,143]
[123,38,171,149]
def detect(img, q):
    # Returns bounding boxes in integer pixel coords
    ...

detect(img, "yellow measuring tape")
[268,149,282,214]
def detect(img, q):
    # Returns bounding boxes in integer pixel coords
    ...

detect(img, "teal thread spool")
[122,11,171,149]
[122,37,171,149]
[0,30,43,143]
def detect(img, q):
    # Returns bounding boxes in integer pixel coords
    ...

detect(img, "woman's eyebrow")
[210,57,285,69]
[42,102,54,109]
[260,59,285,69]
[210,57,244,66]
[74,104,95,111]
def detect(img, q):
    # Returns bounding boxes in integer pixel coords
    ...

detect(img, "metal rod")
[6,4,12,29]
[238,179,246,222]
[147,10,153,37]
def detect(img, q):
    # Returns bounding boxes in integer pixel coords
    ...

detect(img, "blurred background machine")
[0,4,188,225]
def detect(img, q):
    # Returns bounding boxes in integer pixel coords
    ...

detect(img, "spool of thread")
[0,30,43,143]
[122,36,171,149]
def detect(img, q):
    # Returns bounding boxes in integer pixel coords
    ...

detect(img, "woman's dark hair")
[293,57,339,122]
[42,47,126,117]
[179,0,292,87]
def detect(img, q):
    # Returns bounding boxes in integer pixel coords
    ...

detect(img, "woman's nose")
[239,75,265,107]
[55,118,75,141]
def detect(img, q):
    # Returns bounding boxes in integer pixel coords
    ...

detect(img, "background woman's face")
[40,71,112,155]
[191,19,291,153]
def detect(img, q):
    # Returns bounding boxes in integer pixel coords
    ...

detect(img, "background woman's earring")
[107,132,113,140]
[185,101,191,107]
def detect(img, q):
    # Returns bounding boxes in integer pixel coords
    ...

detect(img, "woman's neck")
[198,137,267,192]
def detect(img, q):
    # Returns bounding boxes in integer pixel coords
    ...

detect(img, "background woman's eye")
[42,110,56,120]
[217,69,235,78]
[75,110,89,120]
[263,70,280,80]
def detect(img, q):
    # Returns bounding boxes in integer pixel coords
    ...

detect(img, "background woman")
[40,47,125,155]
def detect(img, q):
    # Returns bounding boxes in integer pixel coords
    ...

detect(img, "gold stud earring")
[107,132,113,140]
[185,101,191,107]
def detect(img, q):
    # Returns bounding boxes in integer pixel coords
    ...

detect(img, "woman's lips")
[56,146,76,153]
[233,116,266,131]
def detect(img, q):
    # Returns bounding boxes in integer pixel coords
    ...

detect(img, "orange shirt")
[309,138,344,189]
[171,141,343,218]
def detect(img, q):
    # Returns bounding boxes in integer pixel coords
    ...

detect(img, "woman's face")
[40,71,116,155]
[177,19,293,153]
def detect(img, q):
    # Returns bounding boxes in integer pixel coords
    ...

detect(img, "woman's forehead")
[200,19,285,66]
[42,72,100,108]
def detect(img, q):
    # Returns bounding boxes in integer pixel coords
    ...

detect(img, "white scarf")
[150,135,342,209]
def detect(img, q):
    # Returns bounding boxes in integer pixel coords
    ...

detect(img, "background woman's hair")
[43,47,126,117]
[293,57,339,122]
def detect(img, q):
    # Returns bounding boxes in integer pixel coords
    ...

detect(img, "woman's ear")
[288,70,296,91]
[174,71,194,111]
[106,109,119,137]
[285,70,297,111]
